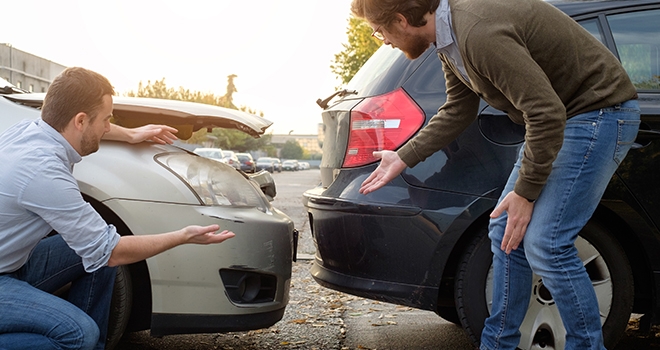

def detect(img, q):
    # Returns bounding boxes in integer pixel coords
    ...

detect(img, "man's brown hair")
[351,0,440,28]
[42,67,115,132]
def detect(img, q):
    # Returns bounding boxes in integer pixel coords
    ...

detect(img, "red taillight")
[343,88,424,168]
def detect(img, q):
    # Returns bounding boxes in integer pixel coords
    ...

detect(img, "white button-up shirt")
[0,119,120,273]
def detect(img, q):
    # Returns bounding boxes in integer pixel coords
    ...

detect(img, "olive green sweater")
[397,0,637,201]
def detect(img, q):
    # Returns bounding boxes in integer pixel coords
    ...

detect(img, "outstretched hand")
[359,150,408,194]
[129,124,179,144]
[490,191,534,254]
[183,224,236,245]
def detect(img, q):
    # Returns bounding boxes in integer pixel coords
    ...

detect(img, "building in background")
[0,44,66,92]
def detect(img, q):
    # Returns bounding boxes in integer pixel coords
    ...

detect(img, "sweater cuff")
[513,179,544,202]
[397,142,423,168]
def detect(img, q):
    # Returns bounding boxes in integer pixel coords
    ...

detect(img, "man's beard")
[399,32,430,60]
[80,130,100,156]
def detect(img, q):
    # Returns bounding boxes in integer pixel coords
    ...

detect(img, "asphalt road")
[116,168,660,350]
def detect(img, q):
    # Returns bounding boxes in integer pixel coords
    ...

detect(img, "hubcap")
[485,236,612,350]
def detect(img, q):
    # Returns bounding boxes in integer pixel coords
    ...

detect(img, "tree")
[125,76,269,151]
[280,140,303,160]
[126,76,241,109]
[331,16,383,85]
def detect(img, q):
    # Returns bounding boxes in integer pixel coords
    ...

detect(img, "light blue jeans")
[0,235,116,350]
[480,100,640,350]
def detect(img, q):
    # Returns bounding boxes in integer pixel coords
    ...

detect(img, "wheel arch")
[82,194,154,332]
[590,205,657,320]
[436,210,492,313]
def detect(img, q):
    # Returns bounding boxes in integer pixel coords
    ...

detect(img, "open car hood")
[3,93,272,139]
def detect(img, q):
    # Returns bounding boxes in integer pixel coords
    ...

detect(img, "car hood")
[3,93,272,139]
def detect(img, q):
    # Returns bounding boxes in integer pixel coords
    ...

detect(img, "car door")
[578,6,660,229]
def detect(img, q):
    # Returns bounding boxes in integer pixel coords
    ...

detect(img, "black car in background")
[236,152,256,173]
[304,1,660,349]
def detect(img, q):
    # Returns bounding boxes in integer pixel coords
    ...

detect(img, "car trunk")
[317,45,432,188]
[3,94,272,140]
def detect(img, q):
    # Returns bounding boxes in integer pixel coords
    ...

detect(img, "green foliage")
[126,77,236,108]
[125,76,270,151]
[331,16,383,86]
[280,140,304,160]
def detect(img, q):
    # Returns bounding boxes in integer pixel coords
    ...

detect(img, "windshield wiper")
[316,89,357,109]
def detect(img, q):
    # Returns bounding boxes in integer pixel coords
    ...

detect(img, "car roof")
[551,0,660,16]
[3,93,272,139]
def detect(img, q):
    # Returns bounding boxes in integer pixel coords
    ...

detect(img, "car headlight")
[156,152,270,212]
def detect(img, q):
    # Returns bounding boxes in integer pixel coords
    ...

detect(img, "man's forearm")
[107,231,185,267]
[106,225,234,266]
[102,124,133,142]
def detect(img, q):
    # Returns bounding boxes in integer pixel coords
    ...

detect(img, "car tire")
[455,221,633,349]
[106,265,133,350]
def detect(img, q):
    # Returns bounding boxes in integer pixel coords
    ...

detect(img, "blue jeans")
[480,100,640,350]
[0,235,116,350]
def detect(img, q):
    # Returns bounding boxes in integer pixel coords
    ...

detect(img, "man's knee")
[54,312,100,350]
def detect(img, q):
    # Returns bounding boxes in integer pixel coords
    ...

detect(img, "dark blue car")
[304,1,660,348]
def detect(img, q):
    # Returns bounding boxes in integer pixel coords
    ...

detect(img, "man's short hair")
[351,0,440,28]
[42,67,115,132]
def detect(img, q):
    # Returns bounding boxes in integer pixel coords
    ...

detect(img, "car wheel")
[455,221,633,349]
[106,265,133,350]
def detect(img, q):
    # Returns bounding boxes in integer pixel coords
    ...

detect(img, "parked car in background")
[256,157,277,173]
[221,150,241,170]
[236,152,256,173]
[1,80,297,349]
[282,160,299,171]
[193,147,226,164]
[304,1,660,349]
[271,158,283,172]
[298,161,310,170]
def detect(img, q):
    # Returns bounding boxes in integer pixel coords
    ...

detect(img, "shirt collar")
[435,0,454,49]
[36,119,83,166]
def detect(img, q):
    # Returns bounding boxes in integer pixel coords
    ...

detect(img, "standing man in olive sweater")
[352,0,640,349]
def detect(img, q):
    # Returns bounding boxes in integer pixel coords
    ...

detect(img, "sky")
[2,0,355,135]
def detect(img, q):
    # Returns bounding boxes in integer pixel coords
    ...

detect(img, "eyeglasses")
[371,25,385,41]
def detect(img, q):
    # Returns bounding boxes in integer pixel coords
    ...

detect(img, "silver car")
[0,79,297,349]
[193,147,228,164]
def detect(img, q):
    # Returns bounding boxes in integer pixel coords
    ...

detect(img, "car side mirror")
[248,170,277,201]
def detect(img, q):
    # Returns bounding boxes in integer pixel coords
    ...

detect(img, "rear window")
[346,45,432,97]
